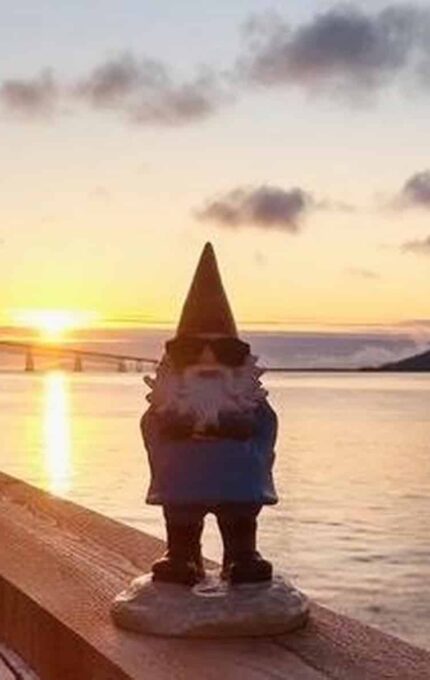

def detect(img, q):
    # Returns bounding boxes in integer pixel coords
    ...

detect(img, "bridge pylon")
[73,355,83,372]
[25,351,34,372]
[117,360,127,373]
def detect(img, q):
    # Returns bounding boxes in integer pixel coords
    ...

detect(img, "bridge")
[0,340,361,373]
[0,340,158,372]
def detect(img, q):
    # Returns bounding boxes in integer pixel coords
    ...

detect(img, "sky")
[1,1,430,333]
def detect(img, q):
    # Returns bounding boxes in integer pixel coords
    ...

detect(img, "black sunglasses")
[165,336,250,368]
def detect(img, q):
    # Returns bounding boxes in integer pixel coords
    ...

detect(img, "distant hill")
[363,347,430,372]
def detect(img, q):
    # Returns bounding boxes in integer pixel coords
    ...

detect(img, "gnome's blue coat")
[141,400,278,506]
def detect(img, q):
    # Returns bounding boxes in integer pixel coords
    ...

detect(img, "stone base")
[111,571,309,638]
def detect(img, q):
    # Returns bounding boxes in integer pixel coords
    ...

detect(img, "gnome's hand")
[158,410,196,439]
[191,422,222,440]
[216,411,256,440]
[187,412,256,440]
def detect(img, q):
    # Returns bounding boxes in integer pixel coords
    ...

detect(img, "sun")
[12,309,97,342]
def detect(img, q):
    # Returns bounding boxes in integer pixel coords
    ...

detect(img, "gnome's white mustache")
[182,363,232,381]
[178,366,235,429]
[145,352,267,434]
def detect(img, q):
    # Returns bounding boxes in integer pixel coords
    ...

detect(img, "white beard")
[144,353,267,430]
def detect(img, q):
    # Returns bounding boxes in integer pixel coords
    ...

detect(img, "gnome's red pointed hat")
[175,242,238,338]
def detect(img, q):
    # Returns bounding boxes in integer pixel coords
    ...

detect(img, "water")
[0,370,429,650]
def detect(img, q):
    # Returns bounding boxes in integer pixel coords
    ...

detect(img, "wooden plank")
[0,658,14,680]
[0,471,429,680]
[0,473,323,680]
[274,604,430,680]
[0,643,38,679]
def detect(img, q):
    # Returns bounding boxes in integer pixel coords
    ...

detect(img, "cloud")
[0,54,227,126]
[238,4,430,100]
[0,71,59,118]
[3,5,430,127]
[401,235,430,255]
[346,266,380,279]
[398,318,430,328]
[345,343,417,369]
[76,54,225,125]
[195,185,313,232]
[242,329,418,369]
[317,199,357,213]
[397,170,430,208]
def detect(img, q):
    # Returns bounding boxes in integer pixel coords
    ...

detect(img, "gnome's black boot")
[152,521,204,586]
[219,514,273,584]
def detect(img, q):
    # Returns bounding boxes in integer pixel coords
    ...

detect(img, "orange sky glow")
[0,2,429,335]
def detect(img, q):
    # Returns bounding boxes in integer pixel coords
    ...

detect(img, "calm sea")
[0,369,429,650]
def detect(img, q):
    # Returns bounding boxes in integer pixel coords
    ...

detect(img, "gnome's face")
[145,336,267,432]
[182,340,228,394]
[172,334,237,430]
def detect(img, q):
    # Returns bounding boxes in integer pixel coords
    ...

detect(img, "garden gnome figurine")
[141,242,278,586]
[111,243,309,637]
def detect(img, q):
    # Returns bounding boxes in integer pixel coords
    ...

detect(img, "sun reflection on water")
[43,371,72,494]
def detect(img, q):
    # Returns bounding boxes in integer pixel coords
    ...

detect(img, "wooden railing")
[0,472,429,679]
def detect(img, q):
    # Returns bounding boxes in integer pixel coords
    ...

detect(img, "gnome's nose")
[198,345,218,365]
